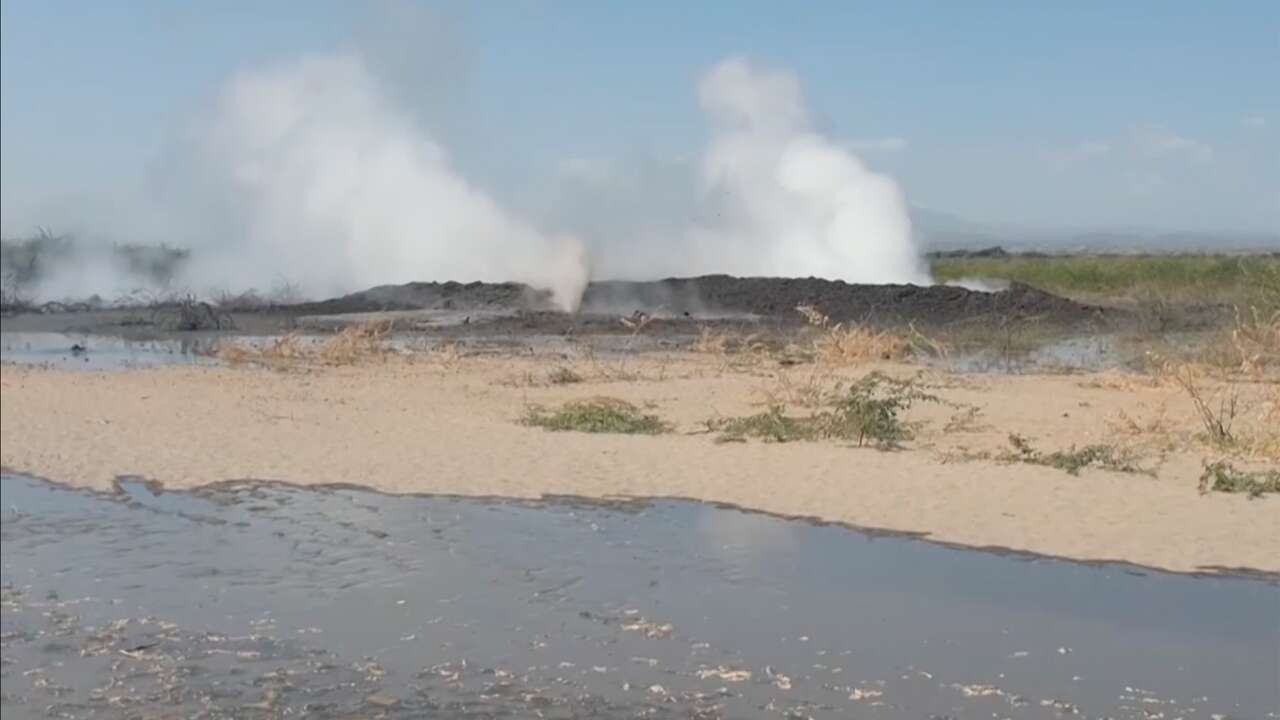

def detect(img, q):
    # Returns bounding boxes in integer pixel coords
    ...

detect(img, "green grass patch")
[930,254,1279,305]
[1003,433,1149,476]
[524,397,670,434]
[1198,461,1280,498]
[713,372,938,448]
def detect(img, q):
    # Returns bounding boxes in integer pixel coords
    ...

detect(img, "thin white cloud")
[1131,124,1213,161]
[843,136,909,153]
[1042,140,1110,171]
[1242,114,1267,129]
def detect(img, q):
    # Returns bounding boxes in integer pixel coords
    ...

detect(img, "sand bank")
[2,356,1276,575]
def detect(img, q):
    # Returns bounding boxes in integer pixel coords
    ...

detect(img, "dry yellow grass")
[795,304,910,365]
[1230,305,1280,376]
[1078,369,1166,391]
[217,320,393,368]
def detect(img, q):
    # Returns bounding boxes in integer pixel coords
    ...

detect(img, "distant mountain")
[908,206,1279,254]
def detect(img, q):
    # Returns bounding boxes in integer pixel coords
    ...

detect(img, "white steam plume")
[173,53,589,310]
[686,58,929,284]
[563,57,930,286]
[7,53,927,307]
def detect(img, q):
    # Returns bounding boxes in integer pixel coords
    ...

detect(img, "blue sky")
[2,0,1278,237]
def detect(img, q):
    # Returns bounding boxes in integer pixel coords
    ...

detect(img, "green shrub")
[524,398,670,434]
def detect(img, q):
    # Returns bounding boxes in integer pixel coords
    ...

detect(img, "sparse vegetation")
[217,320,392,367]
[154,293,236,331]
[523,397,671,434]
[547,366,584,385]
[1168,364,1239,448]
[714,372,938,448]
[1003,433,1148,476]
[1228,305,1279,375]
[1198,461,1280,498]
[930,253,1280,305]
[795,304,911,364]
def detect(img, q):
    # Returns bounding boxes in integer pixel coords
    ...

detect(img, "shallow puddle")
[0,333,218,371]
[1,474,1275,718]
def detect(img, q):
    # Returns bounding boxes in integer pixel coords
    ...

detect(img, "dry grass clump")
[1166,363,1240,449]
[694,325,731,355]
[1229,305,1279,375]
[1198,461,1280,499]
[547,366,584,385]
[217,334,308,365]
[523,397,671,434]
[154,293,236,331]
[691,326,776,375]
[1078,369,1165,391]
[318,320,392,364]
[795,304,910,365]
[217,320,392,368]
[1126,361,1280,462]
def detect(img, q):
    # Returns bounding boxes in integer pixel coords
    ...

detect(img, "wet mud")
[304,275,1113,327]
[2,474,1275,718]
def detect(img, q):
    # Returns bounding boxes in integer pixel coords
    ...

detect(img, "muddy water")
[0,333,217,371]
[1,475,1275,719]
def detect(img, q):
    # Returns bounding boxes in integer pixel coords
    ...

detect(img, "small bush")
[1168,364,1238,448]
[547,366,584,385]
[715,405,820,443]
[1198,461,1280,498]
[1004,434,1148,476]
[796,304,910,364]
[715,372,937,448]
[524,398,670,435]
[318,320,391,364]
[217,320,391,367]
[154,294,236,331]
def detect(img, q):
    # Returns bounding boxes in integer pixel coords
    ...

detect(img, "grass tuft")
[524,397,671,434]
[547,366,584,385]
[1004,433,1149,476]
[1198,461,1280,498]
[217,320,392,367]
[796,304,911,364]
[714,372,937,448]
[1167,364,1239,448]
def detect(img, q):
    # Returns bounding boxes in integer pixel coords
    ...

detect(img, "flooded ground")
[2,475,1275,718]
[3,327,1137,375]
[0,333,217,371]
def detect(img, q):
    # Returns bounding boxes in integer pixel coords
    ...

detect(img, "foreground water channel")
[1,474,1275,718]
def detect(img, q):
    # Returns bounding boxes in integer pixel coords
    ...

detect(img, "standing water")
[1,474,1276,718]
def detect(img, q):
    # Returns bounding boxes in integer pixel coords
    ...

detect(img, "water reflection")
[2,475,1275,718]
[0,332,218,370]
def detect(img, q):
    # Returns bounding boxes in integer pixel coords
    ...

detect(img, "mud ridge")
[298,275,1111,327]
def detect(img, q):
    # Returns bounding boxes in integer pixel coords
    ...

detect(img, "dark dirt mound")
[302,275,1109,327]
[583,276,1106,325]
[290,281,540,315]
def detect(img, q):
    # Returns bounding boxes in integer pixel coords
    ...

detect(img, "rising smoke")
[3,53,928,308]
[179,52,590,311]
[687,58,929,285]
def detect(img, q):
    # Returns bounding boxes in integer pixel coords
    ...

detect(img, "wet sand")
[1,355,1277,575]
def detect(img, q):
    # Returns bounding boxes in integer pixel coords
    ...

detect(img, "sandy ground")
[2,352,1277,575]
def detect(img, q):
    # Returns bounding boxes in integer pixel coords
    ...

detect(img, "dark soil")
[304,275,1111,328]
[1,276,1115,341]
